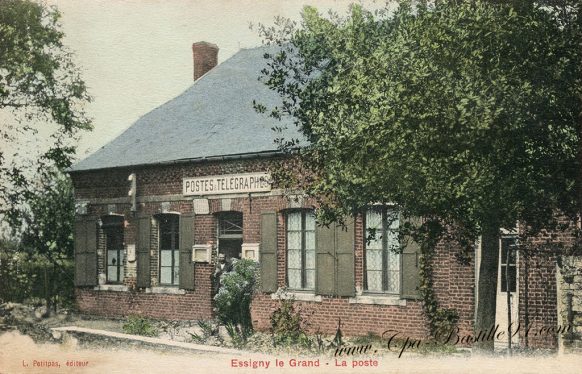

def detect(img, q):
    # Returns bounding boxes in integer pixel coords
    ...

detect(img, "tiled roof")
[71,46,299,171]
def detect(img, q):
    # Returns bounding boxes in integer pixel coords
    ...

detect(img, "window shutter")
[179,213,195,290]
[74,217,97,286]
[401,216,421,299]
[315,223,335,296]
[259,211,277,293]
[136,215,151,288]
[335,218,355,297]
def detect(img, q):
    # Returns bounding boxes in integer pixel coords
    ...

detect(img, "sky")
[32,0,386,161]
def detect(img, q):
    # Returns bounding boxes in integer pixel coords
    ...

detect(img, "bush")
[213,258,257,346]
[0,247,75,310]
[189,319,223,345]
[270,294,311,347]
[122,315,158,337]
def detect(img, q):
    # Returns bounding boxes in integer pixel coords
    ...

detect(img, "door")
[495,234,519,349]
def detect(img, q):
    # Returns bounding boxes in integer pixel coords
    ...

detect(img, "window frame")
[500,235,518,293]
[102,216,124,285]
[158,214,180,287]
[364,205,401,295]
[285,209,316,291]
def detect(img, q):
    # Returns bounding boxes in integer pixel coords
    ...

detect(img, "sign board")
[183,172,271,196]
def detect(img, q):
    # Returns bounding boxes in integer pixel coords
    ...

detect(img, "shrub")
[189,319,223,345]
[213,258,257,346]
[270,294,311,347]
[122,315,158,337]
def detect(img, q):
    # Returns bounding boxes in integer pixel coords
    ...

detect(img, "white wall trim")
[348,294,406,306]
[271,291,322,303]
[145,287,186,295]
[93,284,128,292]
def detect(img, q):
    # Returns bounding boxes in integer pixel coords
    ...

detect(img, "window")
[286,210,315,290]
[159,215,180,286]
[103,216,124,284]
[218,212,243,261]
[500,236,517,293]
[365,206,400,293]
[218,212,243,238]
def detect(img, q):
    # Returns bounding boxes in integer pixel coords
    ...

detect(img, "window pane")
[288,249,301,269]
[161,250,172,266]
[305,212,315,231]
[108,250,118,265]
[501,237,517,265]
[366,209,382,230]
[305,269,315,290]
[160,232,172,250]
[173,267,179,285]
[366,249,382,271]
[387,270,400,293]
[160,267,172,285]
[287,231,301,250]
[387,252,400,271]
[386,208,399,230]
[305,231,315,251]
[219,212,243,236]
[501,265,516,292]
[173,250,180,267]
[107,266,118,282]
[287,212,301,231]
[288,269,301,289]
[367,270,382,292]
[366,209,382,250]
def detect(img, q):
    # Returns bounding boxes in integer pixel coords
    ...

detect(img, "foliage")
[0,171,76,310]
[257,0,581,341]
[189,319,223,345]
[224,321,254,348]
[330,318,344,348]
[122,315,158,337]
[0,240,34,303]
[269,293,313,348]
[0,251,74,309]
[0,0,91,228]
[0,170,76,310]
[19,170,75,261]
[258,0,580,239]
[213,258,258,345]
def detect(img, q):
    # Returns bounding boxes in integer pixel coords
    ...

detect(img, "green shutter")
[136,215,151,288]
[85,218,97,286]
[74,217,97,287]
[401,216,421,299]
[335,218,355,297]
[179,213,195,290]
[74,219,86,286]
[315,223,335,296]
[260,211,278,293]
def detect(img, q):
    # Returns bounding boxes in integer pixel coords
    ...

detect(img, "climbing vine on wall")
[412,219,459,337]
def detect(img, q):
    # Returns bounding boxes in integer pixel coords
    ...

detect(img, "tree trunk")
[474,225,499,352]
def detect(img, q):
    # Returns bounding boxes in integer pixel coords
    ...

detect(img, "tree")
[257,0,581,350]
[0,0,91,226]
[0,170,75,310]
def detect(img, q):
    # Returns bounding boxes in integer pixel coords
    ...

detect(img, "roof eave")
[67,149,298,174]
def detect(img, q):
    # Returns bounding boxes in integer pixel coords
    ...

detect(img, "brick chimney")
[192,41,218,81]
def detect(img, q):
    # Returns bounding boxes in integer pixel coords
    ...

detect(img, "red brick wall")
[71,157,475,339]
[76,271,213,320]
[516,222,575,349]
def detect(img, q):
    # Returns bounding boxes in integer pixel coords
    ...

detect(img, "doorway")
[217,212,243,261]
[495,233,519,349]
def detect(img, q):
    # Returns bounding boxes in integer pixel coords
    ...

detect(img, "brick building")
[69,42,569,349]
